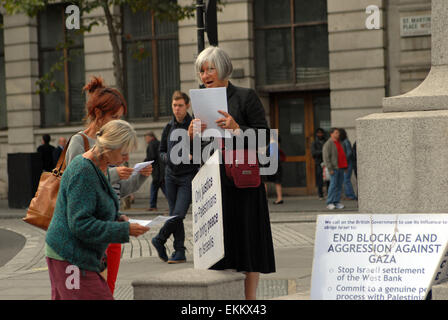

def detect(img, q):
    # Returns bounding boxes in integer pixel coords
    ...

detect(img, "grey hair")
[195,46,233,81]
[96,119,138,155]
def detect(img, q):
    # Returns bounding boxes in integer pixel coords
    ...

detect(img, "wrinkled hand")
[139,164,152,177]
[129,223,150,237]
[116,167,134,180]
[216,110,239,131]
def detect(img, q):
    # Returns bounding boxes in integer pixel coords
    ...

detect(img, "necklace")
[369,214,399,257]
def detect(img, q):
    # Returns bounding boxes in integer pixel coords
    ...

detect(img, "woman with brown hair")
[65,76,152,295]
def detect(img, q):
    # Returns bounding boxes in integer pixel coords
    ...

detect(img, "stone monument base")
[132,268,246,300]
[356,110,448,213]
[432,281,448,300]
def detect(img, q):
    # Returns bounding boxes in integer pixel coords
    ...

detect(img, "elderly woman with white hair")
[188,46,276,300]
[45,120,150,300]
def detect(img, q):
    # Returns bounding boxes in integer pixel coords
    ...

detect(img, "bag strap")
[54,132,91,174]
[80,132,90,152]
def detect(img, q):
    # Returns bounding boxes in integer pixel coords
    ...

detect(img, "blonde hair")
[95,120,138,155]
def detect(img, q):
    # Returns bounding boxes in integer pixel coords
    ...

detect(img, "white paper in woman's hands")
[189,87,231,138]
[129,216,175,227]
[131,160,154,176]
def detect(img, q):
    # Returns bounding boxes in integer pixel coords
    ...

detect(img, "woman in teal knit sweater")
[45,120,150,300]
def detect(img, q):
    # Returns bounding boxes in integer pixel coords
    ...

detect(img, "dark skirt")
[210,165,276,274]
[264,163,282,184]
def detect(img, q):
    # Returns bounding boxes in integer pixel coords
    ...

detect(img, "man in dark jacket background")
[144,131,166,211]
[37,134,55,172]
[52,136,67,167]
[151,91,198,264]
[311,128,328,200]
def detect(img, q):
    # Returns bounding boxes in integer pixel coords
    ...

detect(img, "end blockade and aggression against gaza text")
[327,233,442,254]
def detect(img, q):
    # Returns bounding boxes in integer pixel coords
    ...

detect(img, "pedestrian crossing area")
[120,222,315,260]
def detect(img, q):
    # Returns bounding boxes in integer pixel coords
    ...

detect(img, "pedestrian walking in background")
[264,135,284,204]
[339,128,357,200]
[323,128,347,210]
[311,128,329,200]
[52,136,67,166]
[37,134,55,172]
[189,46,275,300]
[151,91,198,264]
[45,120,150,300]
[144,131,166,212]
[64,76,152,295]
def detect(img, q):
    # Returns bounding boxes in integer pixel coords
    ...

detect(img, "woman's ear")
[94,109,104,128]
[94,108,102,119]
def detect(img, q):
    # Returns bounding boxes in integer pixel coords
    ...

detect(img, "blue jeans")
[327,169,344,205]
[156,172,195,251]
[343,162,357,199]
[149,181,166,209]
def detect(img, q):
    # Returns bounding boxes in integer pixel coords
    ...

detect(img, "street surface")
[0,196,358,299]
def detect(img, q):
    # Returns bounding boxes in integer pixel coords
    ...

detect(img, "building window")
[38,4,86,127]
[0,14,7,129]
[123,4,180,121]
[254,0,329,87]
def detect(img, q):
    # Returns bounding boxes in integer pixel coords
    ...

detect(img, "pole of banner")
[196,0,205,54]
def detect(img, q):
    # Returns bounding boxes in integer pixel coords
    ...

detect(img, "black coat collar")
[226,81,236,100]
[170,112,192,127]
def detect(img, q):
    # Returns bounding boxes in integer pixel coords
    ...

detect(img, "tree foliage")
[0,0,204,93]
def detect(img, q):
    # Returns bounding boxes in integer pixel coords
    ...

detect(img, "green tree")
[0,0,198,93]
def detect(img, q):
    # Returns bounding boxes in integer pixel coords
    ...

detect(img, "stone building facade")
[0,0,432,199]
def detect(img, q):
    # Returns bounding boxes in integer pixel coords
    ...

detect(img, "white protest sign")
[191,150,224,269]
[311,214,448,300]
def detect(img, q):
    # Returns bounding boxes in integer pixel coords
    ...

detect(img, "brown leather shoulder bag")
[23,133,90,230]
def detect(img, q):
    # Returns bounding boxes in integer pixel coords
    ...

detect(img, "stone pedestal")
[355,0,448,301]
[432,282,448,300]
[356,0,448,214]
[132,268,245,300]
[356,110,448,213]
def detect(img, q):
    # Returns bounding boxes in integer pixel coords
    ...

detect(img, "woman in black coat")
[188,46,276,300]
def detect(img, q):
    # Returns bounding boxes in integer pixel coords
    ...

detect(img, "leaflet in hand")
[129,215,175,227]
[189,87,231,138]
[131,160,154,176]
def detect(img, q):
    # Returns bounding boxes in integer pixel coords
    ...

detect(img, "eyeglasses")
[199,67,217,76]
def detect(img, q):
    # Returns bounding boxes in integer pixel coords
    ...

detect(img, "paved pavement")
[0,230,25,270]
[0,195,359,300]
